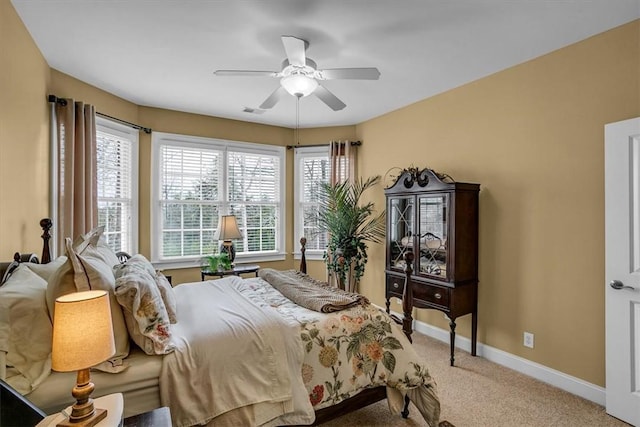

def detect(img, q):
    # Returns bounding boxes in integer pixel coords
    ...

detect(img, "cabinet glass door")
[418,194,449,278]
[389,196,415,271]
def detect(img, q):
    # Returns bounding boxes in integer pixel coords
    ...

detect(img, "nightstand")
[201,264,260,281]
[123,407,171,426]
[37,394,124,427]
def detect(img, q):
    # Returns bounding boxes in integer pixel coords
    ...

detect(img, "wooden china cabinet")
[384,167,480,366]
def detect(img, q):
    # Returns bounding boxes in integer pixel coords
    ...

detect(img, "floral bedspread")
[235,277,440,424]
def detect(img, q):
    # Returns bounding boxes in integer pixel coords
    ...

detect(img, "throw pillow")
[113,254,156,279]
[115,269,174,355]
[113,254,177,324]
[156,273,177,324]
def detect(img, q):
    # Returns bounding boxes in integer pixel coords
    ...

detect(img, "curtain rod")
[47,94,152,134]
[286,140,362,150]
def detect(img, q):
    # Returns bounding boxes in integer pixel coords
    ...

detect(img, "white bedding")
[162,278,313,427]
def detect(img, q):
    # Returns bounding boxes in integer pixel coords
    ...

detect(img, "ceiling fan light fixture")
[280,74,318,97]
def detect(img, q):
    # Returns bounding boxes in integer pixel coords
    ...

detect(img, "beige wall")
[0,1,51,257]
[355,20,640,386]
[2,0,639,389]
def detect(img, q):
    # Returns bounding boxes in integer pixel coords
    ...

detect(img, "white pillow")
[47,233,130,373]
[0,265,52,394]
[24,256,68,281]
[0,260,20,285]
[73,226,121,269]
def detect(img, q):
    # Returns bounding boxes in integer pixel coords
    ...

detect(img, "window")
[96,118,139,254]
[151,132,285,266]
[294,146,330,260]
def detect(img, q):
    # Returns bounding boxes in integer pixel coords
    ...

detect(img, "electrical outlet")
[524,332,534,348]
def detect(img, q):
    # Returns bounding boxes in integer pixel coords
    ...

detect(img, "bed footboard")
[313,386,387,425]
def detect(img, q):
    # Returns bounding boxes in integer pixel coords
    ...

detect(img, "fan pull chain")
[296,95,300,145]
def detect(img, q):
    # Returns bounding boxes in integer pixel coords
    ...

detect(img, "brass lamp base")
[57,368,107,427]
[57,408,106,427]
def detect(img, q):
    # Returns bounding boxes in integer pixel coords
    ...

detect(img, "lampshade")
[213,215,243,241]
[52,290,116,372]
[280,74,318,97]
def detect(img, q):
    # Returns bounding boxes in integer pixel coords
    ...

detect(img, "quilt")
[160,275,440,426]
[237,276,440,425]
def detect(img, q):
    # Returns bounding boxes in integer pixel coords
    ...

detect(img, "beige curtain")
[329,140,358,185]
[327,140,358,289]
[54,99,97,252]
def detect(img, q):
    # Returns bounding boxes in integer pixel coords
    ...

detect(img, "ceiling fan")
[214,36,381,111]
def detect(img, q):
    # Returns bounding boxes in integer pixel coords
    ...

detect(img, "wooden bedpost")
[40,218,52,264]
[299,237,307,274]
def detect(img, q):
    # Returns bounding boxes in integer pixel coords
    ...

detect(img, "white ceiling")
[11,1,640,129]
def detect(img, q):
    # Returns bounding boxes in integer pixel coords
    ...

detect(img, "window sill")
[152,252,286,270]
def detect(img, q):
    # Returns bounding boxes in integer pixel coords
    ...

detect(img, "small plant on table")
[201,252,232,272]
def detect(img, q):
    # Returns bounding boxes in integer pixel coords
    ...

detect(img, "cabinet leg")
[471,310,477,357]
[385,298,390,314]
[449,319,457,367]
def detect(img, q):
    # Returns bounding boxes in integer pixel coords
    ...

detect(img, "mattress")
[26,346,162,418]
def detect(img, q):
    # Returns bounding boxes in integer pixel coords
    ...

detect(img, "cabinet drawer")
[386,274,405,298]
[414,284,450,308]
[386,274,450,308]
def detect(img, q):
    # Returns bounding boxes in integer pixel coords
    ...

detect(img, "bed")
[0,219,440,426]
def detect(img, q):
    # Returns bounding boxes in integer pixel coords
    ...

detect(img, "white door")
[605,117,640,426]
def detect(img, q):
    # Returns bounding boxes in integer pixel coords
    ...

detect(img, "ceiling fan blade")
[318,67,381,80]
[214,70,279,77]
[259,86,286,109]
[281,36,307,67]
[314,85,346,111]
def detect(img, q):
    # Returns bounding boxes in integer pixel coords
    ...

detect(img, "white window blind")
[152,133,285,265]
[294,146,330,255]
[228,151,280,253]
[160,145,221,258]
[96,119,138,253]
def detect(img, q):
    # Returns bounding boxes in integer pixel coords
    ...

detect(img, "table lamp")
[213,215,243,263]
[52,290,116,427]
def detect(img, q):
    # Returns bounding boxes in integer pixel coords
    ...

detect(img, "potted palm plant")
[316,175,386,293]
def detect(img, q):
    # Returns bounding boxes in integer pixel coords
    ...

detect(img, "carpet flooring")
[318,332,630,427]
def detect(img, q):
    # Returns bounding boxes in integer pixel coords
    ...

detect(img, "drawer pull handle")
[393,282,399,289]
[434,293,442,299]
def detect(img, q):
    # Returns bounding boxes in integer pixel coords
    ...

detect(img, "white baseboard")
[392,311,606,406]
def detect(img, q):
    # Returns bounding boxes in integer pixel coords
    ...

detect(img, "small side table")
[201,264,260,281]
[37,394,124,427]
[123,407,171,427]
